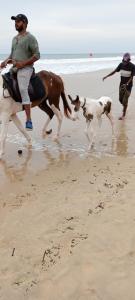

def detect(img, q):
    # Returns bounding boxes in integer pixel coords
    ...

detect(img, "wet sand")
[1,69,135,299]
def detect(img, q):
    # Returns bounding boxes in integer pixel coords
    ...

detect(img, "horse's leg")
[0,112,10,158]
[39,101,54,135]
[50,104,63,139]
[11,114,32,145]
[42,117,51,135]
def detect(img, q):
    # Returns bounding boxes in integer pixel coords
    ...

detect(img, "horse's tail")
[61,91,72,119]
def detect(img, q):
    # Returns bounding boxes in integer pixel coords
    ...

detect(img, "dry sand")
[1,70,135,300]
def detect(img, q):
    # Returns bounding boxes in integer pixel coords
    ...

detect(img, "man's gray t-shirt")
[11,32,40,63]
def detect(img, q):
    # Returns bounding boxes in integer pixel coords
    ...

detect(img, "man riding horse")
[0,13,40,130]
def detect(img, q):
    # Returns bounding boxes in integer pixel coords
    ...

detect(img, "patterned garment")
[115,61,135,92]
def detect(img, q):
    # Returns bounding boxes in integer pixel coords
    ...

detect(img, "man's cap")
[123,52,131,62]
[11,14,28,24]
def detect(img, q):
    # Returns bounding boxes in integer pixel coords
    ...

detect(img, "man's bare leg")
[24,104,31,121]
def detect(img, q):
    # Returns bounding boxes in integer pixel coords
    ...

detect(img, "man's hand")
[0,61,7,68]
[122,84,127,88]
[6,59,13,64]
[0,58,13,68]
[14,61,26,69]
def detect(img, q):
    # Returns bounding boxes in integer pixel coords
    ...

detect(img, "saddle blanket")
[2,71,46,103]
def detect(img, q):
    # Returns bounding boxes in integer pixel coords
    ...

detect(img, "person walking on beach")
[0,14,40,130]
[103,53,135,120]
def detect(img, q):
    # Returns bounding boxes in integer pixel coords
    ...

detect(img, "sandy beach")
[1,69,135,300]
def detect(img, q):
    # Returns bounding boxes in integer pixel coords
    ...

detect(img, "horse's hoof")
[53,135,59,141]
[42,129,52,137]
[46,129,52,135]
[70,116,76,121]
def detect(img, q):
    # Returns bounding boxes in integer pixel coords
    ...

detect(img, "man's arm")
[0,55,13,68]
[14,55,39,69]
[126,76,133,87]
[126,64,135,87]
[103,63,121,81]
[102,70,116,81]
[0,40,14,68]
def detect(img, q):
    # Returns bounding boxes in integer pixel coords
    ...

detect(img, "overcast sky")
[1,0,135,54]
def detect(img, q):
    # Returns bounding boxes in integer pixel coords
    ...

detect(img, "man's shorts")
[119,85,131,107]
[17,66,33,105]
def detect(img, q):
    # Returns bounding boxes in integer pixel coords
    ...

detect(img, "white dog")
[68,95,114,149]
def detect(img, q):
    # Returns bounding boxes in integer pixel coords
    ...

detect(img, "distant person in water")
[103,53,135,120]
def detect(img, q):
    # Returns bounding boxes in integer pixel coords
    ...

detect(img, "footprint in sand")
[58,216,79,233]
[41,244,61,271]
[70,233,88,252]
[94,202,105,214]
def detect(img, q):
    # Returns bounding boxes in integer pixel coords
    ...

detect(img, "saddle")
[2,70,46,103]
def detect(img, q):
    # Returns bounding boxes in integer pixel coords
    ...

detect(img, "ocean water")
[0,53,135,75]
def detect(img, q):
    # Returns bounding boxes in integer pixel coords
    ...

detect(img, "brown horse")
[29,70,72,137]
[0,69,73,158]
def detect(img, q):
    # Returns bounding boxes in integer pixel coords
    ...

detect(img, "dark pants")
[119,85,131,116]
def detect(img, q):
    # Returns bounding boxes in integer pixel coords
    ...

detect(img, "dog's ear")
[68,95,73,101]
[68,94,75,104]
[76,95,79,101]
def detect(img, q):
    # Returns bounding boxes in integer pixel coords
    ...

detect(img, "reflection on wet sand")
[0,150,33,182]
[115,122,128,156]
[43,139,76,168]
[0,141,74,183]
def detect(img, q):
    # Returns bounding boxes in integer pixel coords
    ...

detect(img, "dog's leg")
[106,113,114,136]
[89,122,96,150]
[11,114,32,145]
[97,116,102,128]
[51,104,63,139]
[84,121,91,142]
[88,121,96,150]
[84,120,95,150]
[0,112,10,158]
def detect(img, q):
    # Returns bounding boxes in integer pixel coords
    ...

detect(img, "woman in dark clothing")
[103,53,135,120]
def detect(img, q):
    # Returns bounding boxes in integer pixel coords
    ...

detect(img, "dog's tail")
[61,91,72,119]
